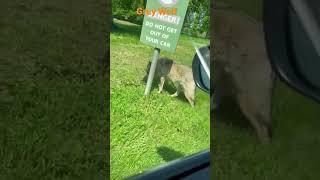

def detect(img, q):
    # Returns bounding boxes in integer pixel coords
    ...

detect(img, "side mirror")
[264,0,320,103]
[192,45,210,93]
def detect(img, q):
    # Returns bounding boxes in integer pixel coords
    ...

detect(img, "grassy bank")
[0,0,108,179]
[110,19,210,179]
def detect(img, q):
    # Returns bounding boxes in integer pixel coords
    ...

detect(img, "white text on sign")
[145,36,171,48]
[145,21,178,34]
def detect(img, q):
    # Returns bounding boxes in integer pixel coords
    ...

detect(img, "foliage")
[183,0,210,38]
[112,0,145,25]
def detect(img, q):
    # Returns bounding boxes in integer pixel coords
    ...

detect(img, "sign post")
[144,48,160,96]
[140,0,190,96]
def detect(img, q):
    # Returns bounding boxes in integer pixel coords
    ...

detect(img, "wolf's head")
[142,58,174,83]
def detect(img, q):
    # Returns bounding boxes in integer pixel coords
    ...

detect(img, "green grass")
[110,19,210,179]
[0,0,107,179]
[213,1,320,179]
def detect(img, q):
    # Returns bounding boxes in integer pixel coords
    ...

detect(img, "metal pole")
[144,48,160,96]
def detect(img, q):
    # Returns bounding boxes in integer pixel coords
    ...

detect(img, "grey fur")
[144,57,196,107]
[212,8,276,143]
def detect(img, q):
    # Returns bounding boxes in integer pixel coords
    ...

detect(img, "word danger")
[145,36,170,48]
[147,12,180,25]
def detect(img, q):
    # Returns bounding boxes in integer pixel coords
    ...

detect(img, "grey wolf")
[144,57,196,107]
[212,7,275,143]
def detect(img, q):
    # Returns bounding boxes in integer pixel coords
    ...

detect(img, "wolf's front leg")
[158,76,165,93]
[170,88,180,97]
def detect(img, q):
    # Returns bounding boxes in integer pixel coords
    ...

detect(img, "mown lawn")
[0,0,107,179]
[110,19,210,179]
[213,1,320,179]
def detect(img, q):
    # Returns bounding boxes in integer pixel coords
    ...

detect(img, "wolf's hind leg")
[237,94,272,144]
[184,85,195,107]
[158,76,165,93]
[186,96,195,107]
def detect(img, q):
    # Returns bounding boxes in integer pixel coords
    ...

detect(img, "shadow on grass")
[157,146,184,162]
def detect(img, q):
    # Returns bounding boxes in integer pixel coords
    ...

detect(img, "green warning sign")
[140,0,190,52]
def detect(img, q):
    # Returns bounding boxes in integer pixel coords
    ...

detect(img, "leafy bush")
[112,0,144,25]
[113,9,143,25]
